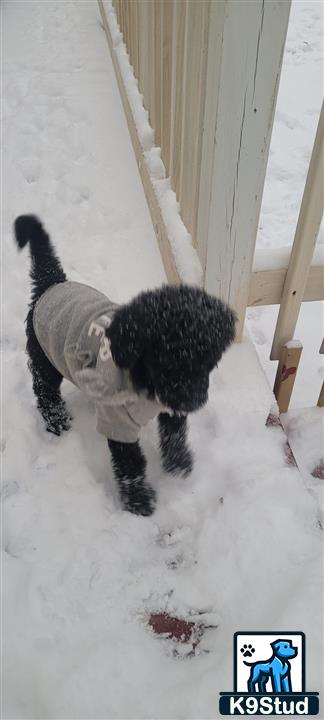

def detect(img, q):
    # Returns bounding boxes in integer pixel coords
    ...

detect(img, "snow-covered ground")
[2,1,323,719]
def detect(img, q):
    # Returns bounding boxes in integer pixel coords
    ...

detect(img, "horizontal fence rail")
[249,245,324,307]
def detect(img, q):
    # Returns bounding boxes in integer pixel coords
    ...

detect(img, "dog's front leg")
[281,675,291,693]
[158,413,193,477]
[108,439,156,516]
[271,672,282,694]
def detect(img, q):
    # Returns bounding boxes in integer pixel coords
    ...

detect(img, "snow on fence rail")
[113,0,209,243]
[99,0,323,413]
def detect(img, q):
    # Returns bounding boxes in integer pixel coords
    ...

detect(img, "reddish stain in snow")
[148,613,199,642]
[148,612,216,657]
[311,460,324,480]
[266,414,297,467]
[284,442,297,467]
[266,413,281,428]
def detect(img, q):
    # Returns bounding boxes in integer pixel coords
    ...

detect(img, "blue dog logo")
[243,638,298,694]
[219,632,319,715]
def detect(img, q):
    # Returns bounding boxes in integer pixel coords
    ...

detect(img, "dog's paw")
[121,483,156,517]
[44,407,72,436]
[162,447,193,477]
[240,644,255,658]
[46,419,71,436]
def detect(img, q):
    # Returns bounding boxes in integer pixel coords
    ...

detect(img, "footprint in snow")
[165,552,197,571]
[73,187,90,204]
[155,526,197,570]
[18,157,40,184]
[251,327,266,346]
[34,454,56,471]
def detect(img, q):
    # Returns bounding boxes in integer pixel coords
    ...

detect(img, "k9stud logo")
[219,632,319,715]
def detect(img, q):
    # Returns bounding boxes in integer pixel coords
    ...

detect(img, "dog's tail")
[14,215,67,304]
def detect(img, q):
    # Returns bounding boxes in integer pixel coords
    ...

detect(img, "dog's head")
[107,285,236,414]
[271,640,298,660]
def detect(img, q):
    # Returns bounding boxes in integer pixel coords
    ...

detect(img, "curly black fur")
[14,214,236,516]
[107,284,236,413]
[108,439,155,516]
[15,216,71,436]
[158,413,193,477]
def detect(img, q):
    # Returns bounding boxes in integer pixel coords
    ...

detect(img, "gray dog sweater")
[33,281,164,442]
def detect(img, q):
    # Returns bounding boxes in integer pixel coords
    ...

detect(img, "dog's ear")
[107,303,147,369]
[271,641,280,651]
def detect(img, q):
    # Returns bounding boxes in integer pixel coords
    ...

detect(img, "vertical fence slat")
[124,1,130,62]
[148,1,155,129]
[273,342,303,413]
[128,1,132,65]
[318,383,324,408]
[138,1,150,111]
[132,1,138,75]
[133,1,139,81]
[179,0,209,240]
[270,102,324,360]
[160,0,173,175]
[119,1,124,44]
[153,1,163,148]
[129,1,139,77]
[115,0,119,26]
[196,0,226,273]
[116,0,121,32]
[194,0,210,244]
[119,0,125,40]
[201,0,291,338]
[128,0,134,69]
[169,0,186,199]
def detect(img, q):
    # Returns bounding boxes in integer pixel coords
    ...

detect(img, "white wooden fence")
[99,0,324,412]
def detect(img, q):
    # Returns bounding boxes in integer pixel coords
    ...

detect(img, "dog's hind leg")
[259,677,268,693]
[158,413,193,477]
[26,310,71,436]
[247,667,260,694]
[247,678,256,694]
[108,439,156,516]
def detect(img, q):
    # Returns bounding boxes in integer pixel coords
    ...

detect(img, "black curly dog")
[14,215,236,516]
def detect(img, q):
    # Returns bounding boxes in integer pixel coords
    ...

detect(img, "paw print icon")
[240,644,255,658]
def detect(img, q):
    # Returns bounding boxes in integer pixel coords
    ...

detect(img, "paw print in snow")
[240,644,255,658]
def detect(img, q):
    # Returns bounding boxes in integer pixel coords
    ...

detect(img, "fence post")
[271,102,324,360]
[273,341,303,413]
[196,0,291,339]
